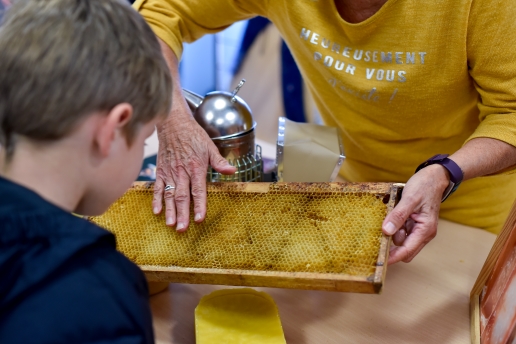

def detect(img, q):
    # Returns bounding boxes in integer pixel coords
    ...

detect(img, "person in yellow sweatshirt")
[133,0,516,264]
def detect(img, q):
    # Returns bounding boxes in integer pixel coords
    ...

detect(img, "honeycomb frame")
[89,182,403,294]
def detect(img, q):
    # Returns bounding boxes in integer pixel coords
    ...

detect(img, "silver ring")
[164,185,175,191]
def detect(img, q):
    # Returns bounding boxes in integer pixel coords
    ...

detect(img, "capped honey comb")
[89,182,400,293]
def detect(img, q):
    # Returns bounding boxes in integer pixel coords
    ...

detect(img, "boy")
[0,0,172,342]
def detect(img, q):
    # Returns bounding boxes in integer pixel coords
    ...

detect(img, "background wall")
[180,22,247,95]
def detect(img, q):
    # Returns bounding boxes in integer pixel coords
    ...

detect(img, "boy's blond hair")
[0,0,172,155]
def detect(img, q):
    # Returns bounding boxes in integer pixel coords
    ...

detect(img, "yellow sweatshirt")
[134,0,516,234]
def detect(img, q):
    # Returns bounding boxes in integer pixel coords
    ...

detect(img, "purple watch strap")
[439,157,463,184]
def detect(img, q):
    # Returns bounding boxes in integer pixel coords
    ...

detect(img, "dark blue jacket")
[0,177,154,343]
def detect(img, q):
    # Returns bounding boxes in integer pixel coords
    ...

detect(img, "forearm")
[158,39,189,119]
[449,137,516,180]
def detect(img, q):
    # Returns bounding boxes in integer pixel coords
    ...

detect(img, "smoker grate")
[207,145,262,182]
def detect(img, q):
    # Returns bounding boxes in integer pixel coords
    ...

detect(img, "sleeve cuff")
[132,0,184,60]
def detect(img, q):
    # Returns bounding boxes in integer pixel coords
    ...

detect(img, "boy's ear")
[96,103,133,158]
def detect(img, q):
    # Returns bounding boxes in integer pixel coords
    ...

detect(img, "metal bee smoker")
[183,80,263,182]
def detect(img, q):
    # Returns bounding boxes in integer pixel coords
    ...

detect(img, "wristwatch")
[415,154,464,202]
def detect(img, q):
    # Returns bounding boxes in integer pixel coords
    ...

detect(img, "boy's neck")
[1,138,89,212]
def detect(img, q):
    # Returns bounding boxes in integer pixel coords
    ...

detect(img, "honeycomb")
[90,182,392,277]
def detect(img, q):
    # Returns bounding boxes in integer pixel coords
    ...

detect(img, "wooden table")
[149,220,495,344]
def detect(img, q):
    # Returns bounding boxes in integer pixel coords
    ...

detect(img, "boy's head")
[0,0,172,215]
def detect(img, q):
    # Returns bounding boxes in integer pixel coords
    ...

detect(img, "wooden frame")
[92,182,404,294]
[470,201,516,343]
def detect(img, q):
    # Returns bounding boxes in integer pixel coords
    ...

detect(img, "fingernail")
[166,217,174,226]
[384,222,396,235]
[177,223,185,231]
[153,207,160,214]
[194,213,202,222]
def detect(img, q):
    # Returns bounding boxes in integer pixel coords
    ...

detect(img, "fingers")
[190,166,207,223]
[391,218,415,246]
[154,112,236,230]
[383,168,444,264]
[153,174,165,215]
[388,215,438,265]
[163,182,177,227]
[405,218,415,233]
[382,195,416,236]
[392,228,407,246]
[389,230,427,264]
[173,168,191,232]
[209,144,237,175]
